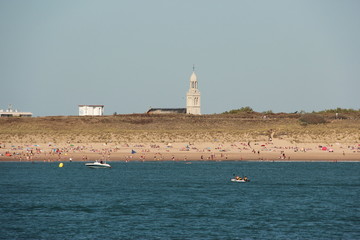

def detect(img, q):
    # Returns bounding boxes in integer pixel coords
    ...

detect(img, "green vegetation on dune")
[223,106,255,114]
[318,108,360,114]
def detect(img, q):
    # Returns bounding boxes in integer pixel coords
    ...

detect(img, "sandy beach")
[1,114,360,162]
[1,138,359,162]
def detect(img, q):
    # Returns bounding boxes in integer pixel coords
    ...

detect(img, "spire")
[190,66,198,89]
[190,65,197,83]
[190,71,197,82]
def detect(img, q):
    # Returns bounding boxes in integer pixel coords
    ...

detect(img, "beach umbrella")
[322,146,327,151]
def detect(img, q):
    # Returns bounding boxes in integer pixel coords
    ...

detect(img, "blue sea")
[0,161,359,240]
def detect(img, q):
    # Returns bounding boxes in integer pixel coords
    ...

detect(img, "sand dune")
[1,115,359,162]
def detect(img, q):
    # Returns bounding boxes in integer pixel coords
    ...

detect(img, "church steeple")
[189,65,198,90]
[190,72,198,89]
[186,66,201,115]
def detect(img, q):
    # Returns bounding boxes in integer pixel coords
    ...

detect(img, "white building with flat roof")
[0,105,32,117]
[79,105,104,116]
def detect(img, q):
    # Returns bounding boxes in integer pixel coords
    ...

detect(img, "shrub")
[224,106,254,114]
[262,110,273,114]
[128,118,154,125]
[319,108,359,114]
[328,114,348,120]
[299,114,327,125]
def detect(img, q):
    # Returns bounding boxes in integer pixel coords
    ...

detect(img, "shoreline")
[1,159,359,163]
[0,147,360,162]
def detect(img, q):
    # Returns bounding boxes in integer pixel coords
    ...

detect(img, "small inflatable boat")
[231,178,250,183]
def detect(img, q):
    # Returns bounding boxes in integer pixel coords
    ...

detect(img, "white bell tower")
[186,66,201,115]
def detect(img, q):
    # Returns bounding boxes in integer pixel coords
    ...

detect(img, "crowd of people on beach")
[1,141,359,162]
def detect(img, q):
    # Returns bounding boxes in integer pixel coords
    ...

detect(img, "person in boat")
[244,176,248,181]
[235,176,242,180]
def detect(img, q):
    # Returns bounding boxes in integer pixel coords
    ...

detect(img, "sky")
[0,0,359,116]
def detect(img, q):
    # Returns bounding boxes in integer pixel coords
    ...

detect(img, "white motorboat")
[85,160,111,168]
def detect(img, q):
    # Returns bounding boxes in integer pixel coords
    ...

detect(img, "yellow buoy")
[59,163,64,168]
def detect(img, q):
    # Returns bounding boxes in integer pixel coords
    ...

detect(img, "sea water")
[0,161,359,240]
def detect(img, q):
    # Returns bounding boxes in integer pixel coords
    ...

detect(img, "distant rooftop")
[78,105,104,107]
[147,108,186,114]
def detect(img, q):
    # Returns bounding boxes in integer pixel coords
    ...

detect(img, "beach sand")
[1,138,359,162]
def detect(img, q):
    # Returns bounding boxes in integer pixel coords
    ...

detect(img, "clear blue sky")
[1,0,359,116]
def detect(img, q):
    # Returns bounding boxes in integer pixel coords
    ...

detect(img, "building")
[0,105,32,117]
[186,68,201,115]
[145,67,201,115]
[147,108,186,114]
[79,105,104,116]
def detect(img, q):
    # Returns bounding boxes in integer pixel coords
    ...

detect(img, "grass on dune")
[0,113,359,144]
